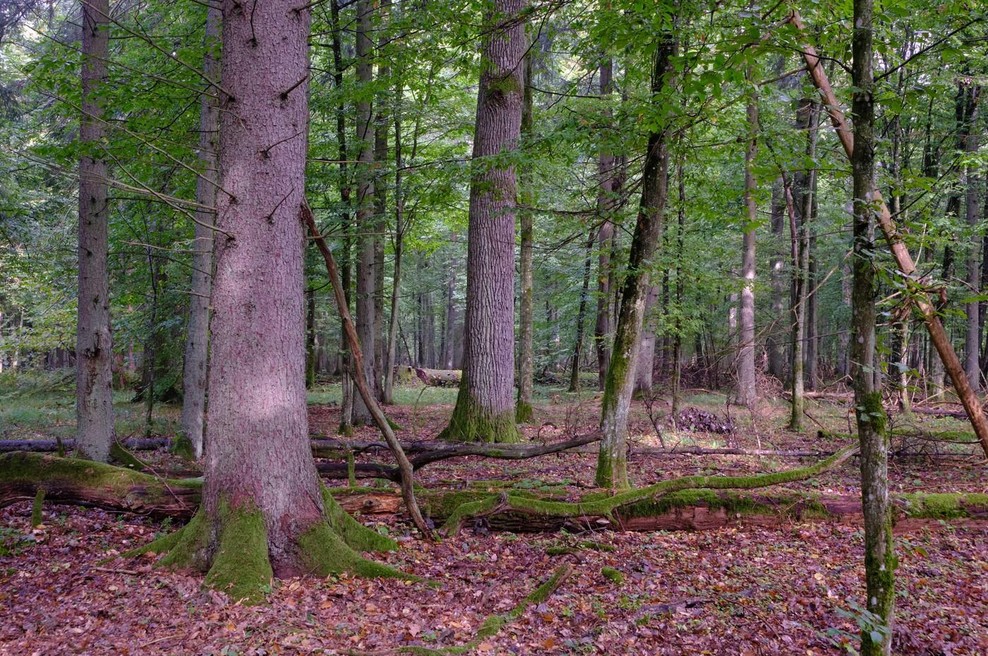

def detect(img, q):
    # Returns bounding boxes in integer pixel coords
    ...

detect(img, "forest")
[0,0,987,654]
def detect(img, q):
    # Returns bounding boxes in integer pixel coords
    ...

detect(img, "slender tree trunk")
[416,254,436,368]
[805,183,819,391]
[597,35,675,489]
[383,100,404,405]
[353,0,377,424]
[786,174,805,431]
[962,85,982,389]
[671,155,686,417]
[440,0,526,443]
[440,244,458,369]
[180,2,220,459]
[633,287,658,395]
[305,289,317,388]
[767,178,787,381]
[373,0,391,400]
[516,50,535,422]
[850,2,895,651]
[569,232,595,392]
[76,0,114,463]
[737,80,758,407]
[595,56,616,391]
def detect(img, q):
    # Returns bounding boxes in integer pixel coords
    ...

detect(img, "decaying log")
[0,438,171,453]
[395,366,462,387]
[911,406,967,419]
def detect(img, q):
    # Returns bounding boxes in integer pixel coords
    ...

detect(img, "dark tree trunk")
[594,57,616,391]
[76,0,114,463]
[180,1,220,459]
[353,0,377,424]
[441,0,527,443]
[569,232,595,392]
[597,36,675,488]
[850,1,895,651]
[147,0,399,603]
[416,254,436,368]
[516,49,535,422]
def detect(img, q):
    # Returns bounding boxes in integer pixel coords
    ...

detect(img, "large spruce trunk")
[596,37,675,489]
[179,2,221,459]
[76,0,114,463]
[440,0,526,443]
[144,0,398,602]
[850,1,895,651]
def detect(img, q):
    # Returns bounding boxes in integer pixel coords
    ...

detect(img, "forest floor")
[1,376,987,655]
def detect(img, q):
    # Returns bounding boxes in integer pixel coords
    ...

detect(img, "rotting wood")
[787,10,988,459]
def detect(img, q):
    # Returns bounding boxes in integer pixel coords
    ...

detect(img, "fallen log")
[4,453,987,533]
[395,365,462,387]
[911,407,967,419]
[0,438,171,453]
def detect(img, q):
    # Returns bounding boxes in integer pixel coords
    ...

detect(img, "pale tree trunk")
[76,0,114,463]
[737,81,758,407]
[516,50,535,422]
[633,286,658,395]
[805,191,819,391]
[147,0,401,602]
[838,262,852,378]
[180,2,220,460]
[851,1,895,651]
[353,0,376,423]
[597,36,674,489]
[439,245,458,369]
[594,56,616,390]
[441,0,526,443]
[417,254,436,367]
[671,155,686,417]
[962,85,982,390]
[383,99,404,405]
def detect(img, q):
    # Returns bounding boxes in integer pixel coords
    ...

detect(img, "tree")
[516,48,535,422]
[440,0,527,444]
[75,0,114,463]
[737,72,758,407]
[143,0,398,602]
[179,2,220,460]
[596,33,675,489]
[850,0,895,651]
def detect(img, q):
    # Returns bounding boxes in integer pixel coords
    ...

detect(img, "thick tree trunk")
[596,37,674,489]
[516,50,535,422]
[441,0,526,443]
[76,0,114,463]
[179,2,220,460]
[353,0,377,424]
[145,2,401,604]
[737,83,758,407]
[850,2,895,652]
[595,57,616,391]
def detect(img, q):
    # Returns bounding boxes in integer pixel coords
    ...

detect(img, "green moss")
[109,442,148,470]
[31,488,44,527]
[320,486,397,552]
[203,502,273,604]
[515,401,533,424]
[856,391,888,434]
[297,521,413,582]
[439,388,520,443]
[902,492,988,519]
[156,508,210,569]
[170,434,195,460]
[601,566,624,585]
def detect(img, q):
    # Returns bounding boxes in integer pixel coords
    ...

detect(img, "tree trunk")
[180,2,220,460]
[633,286,659,395]
[850,2,895,651]
[569,232,595,392]
[383,101,404,405]
[440,0,526,443]
[439,242,458,369]
[962,85,982,390]
[144,0,402,604]
[416,254,436,368]
[767,177,787,381]
[373,0,391,401]
[737,81,758,407]
[596,36,674,489]
[353,0,377,424]
[76,0,114,463]
[595,56,616,391]
[786,174,805,432]
[516,49,535,422]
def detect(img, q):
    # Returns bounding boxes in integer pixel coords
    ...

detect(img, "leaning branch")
[786,10,988,459]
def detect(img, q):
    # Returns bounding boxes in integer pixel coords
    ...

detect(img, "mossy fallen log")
[4,452,987,533]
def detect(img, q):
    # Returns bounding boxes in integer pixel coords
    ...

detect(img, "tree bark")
[440,0,526,443]
[516,49,535,422]
[179,1,220,460]
[383,100,404,405]
[353,0,377,424]
[633,286,659,395]
[961,84,982,390]
[737,80,758,407]
[767,178,787,381]
[569,232,595,392]
[850,1,895,651]
[595,56,616,391]
[76,0,114,463]
[596,36,674,489]
[373,0,391,401]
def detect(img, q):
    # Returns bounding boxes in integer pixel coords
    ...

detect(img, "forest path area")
[2,388,987,655]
